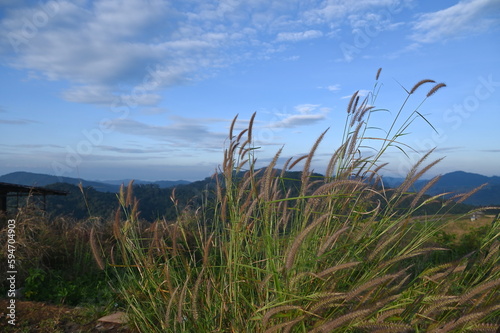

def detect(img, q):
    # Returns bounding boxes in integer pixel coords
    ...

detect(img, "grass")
[442,214,496,238]
[90,69,499,332]
[0,202,117,308]
[1,69,497,332]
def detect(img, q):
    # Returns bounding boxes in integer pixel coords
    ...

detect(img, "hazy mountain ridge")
[102,178,191,188]
[0,171,120,192]
[2,170,500,206]
[382,171,500,206]
[422,171,500,206]
[0,171,191,193]
[1,170,488,221]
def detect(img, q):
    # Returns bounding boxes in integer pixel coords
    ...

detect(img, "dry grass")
[442,214,496,239]
[90,69,500,332]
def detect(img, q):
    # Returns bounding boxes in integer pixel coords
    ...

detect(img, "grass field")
[95,71,499,332]
[443,214,496,237]
[2,70,499,332]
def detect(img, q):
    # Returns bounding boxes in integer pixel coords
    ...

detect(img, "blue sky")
[1,0,499,182]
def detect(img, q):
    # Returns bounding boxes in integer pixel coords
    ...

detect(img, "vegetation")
[1,69,498,332]
[7,169,475,222]
[19,179,211,221]
[90,70,499,332]
[0,205,115,308]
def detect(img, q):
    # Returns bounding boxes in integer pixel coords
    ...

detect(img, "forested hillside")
[7,169,479,222]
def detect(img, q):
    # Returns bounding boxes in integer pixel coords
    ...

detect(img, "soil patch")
[0,299,131,333]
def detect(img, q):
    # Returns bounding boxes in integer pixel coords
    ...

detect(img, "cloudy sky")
[1,0,499,182]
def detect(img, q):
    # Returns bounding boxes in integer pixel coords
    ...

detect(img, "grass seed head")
[426,82,446,97]
[410,79,436,94]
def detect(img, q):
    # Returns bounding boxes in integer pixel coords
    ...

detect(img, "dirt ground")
[0,299,132,333]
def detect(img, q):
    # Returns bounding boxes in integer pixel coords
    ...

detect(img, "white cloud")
[272,113,327,128]
[0,0,415,107]
[268,104,330,129]
[62,86,117,105]
[411,0,500,43]
[326,84,341,92]
[284,55,300,61]
[108,117,227,149]
[295,104,321,114]
[140,107,170,115]
[121,93,163,107]
[0,0,227,105]
[303,0,405,25]
[0,143,63,149]
[341,89,371,99]
[276,30,323,42]
[0,118,39,125]
[62,84,163,106]
[98,145,164,154]
[348,11,404,32]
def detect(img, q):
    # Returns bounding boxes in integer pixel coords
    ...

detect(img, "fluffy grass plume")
[100,69,500,332]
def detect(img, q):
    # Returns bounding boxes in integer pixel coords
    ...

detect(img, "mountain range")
[1,170,500,206]
[382,171,500,206]
[0,171,191,193]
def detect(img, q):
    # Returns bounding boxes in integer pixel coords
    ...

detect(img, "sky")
[0,0,499,182]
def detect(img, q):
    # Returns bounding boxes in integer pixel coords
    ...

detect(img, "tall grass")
[98,69,499,332]
[0,201,112,306]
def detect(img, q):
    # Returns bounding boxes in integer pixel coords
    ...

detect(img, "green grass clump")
[96,69,499,332]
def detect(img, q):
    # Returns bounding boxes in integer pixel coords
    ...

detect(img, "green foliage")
[23,268,113,306]
[44,183,117,220]
[436,224,494,258]
[103,70,499,332]
[43,180,211,222]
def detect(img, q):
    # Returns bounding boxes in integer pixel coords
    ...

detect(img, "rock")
[97,311,128,324]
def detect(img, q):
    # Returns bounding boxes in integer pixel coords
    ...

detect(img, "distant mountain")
[422,171,500,206]
[2,170,499,206]
[0,172,192,193]
[427,171,500,190]
[154,180,191,187]
[102,179,191,188]
[380,176,406,188]
[0,171,120,192]
[382,171,500,206]
[3,170,481,221]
